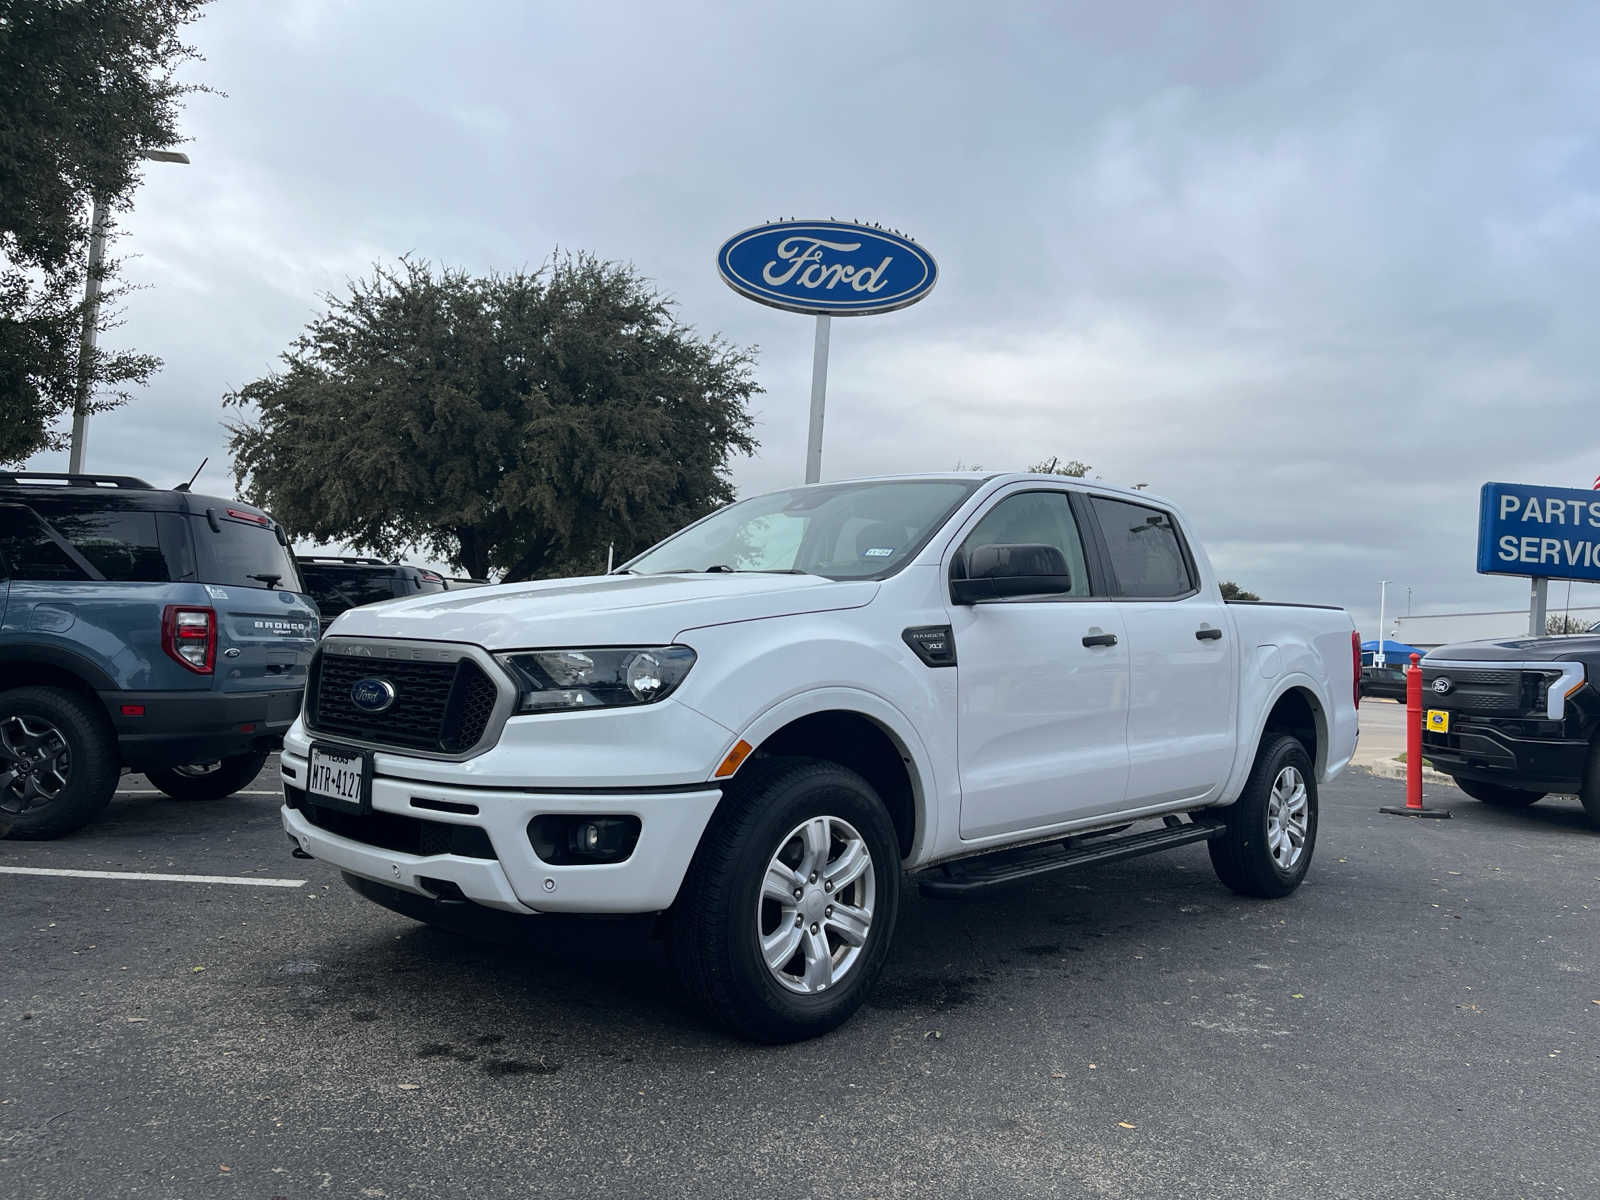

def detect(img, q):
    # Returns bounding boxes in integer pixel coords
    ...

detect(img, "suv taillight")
[163,605,217,674]
[1351,630,1361,710]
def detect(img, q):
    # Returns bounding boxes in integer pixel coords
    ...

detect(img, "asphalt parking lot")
[3,761,1597,1200]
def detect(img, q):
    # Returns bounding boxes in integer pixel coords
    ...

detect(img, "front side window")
[956,491,1092,596]
[625,480,980,581]
[1091,497,1195,598]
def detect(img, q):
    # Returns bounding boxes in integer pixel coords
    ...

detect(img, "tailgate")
[213,590,318,696]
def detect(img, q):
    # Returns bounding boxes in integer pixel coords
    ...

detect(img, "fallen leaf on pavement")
[1118,1122,1136,1129]
[398,1083,420,1090]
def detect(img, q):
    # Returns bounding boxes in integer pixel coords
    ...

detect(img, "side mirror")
[950,543,1073,605]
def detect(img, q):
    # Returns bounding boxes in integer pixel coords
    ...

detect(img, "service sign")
[1477,481,1600,583]
[717,220,937,316]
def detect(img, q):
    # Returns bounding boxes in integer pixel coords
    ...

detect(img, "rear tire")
[1454,778,1544,808]
[1209,734,1317,899]
[146,750,270,802]
[669,757,901,1043]
[0,686,119,840]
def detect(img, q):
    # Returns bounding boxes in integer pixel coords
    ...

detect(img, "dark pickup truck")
[1421,636,1600,825]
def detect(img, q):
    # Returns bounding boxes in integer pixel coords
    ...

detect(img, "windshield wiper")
[703,564,737,572]
[248,573,283,589]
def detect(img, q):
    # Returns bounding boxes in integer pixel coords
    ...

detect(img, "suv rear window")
[0,503,170,582]
[297,566,402,618]
[191,515,304,592]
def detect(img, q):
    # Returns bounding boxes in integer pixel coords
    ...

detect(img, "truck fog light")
[527,814,642,865]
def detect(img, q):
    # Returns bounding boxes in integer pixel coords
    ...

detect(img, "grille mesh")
[308,650,499,754]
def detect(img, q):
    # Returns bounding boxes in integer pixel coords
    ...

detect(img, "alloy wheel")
[0,714,72,814]
[1265,765,1310,871]
[756,815,877,994]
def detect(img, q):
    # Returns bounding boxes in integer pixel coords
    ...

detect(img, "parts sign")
[1477,481,1600,583]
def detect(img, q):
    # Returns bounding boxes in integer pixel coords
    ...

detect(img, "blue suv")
[0,473,319,838]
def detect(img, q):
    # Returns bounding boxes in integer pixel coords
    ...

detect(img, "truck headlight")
[496,647,697,713]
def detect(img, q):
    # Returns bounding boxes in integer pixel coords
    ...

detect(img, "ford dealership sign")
[1477,481,1600,583]
[717,220,937,316]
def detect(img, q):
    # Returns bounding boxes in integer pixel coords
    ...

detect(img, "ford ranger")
[279,473,1359,1040]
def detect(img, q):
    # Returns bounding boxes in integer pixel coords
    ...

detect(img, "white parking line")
[116,790,283,798]
[0,866,306,888]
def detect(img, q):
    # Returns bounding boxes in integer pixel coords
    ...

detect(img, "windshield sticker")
[863,547,895,558]
[205,585,229,600]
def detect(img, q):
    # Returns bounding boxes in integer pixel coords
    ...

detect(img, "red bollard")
[1405,652,1423,810]
[1381,651,1450,818]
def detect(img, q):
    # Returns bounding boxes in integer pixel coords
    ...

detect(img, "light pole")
[1376,580,1390,668]
[68,149,190,475]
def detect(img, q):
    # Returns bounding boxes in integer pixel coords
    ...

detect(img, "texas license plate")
[306,744,370,812]
[1426,709,1450,734]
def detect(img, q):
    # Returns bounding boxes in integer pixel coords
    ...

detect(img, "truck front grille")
[306,648,500,755]
[1422,665,1559,718]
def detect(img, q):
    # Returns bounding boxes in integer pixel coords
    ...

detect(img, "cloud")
[23,0,1600,628]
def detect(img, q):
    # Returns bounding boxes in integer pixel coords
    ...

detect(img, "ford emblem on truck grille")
[350,678,397,712]
[1432,677,1453,695]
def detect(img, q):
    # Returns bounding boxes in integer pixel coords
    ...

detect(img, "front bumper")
[279,747,721,914]
[1422,718,1590,794]
[109,687,304,771]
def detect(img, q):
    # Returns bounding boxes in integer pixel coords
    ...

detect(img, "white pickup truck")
[280,473,1360,1041]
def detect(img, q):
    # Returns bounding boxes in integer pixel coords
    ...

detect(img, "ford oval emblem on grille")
[1432,677,1453,695]
[350,678,397,712]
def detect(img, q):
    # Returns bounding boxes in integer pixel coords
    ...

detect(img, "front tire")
[1210,734,1317,899]
[146,750,270,802]
[670,757,901,1043]
[1454,778,1545,808]
[1579,739,1600,829]
[0,687,119,840]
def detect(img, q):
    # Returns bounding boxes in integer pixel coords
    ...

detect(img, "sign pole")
[804,314,830,485]
[1529,577,1548,637]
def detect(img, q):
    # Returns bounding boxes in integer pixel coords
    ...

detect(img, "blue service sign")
[1478,481,1600,582]
[717,220,937,316]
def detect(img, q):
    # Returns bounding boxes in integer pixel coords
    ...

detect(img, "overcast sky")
[24,0,1600,633]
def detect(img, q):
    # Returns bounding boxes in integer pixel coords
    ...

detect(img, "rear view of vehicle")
[0,473,318,838]
[295,556,448,635]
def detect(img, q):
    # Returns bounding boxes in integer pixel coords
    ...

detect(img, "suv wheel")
[0,687,119,839]
[1209,734,1318,898]
[146,750,270,802]
[670,757,901,1042]
[1454,778,1544,808]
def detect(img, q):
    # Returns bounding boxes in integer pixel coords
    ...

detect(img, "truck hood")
[323,572,879,648]
[1426,635,1600,663]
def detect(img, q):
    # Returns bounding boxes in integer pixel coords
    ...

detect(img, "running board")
[916,818,1225,898]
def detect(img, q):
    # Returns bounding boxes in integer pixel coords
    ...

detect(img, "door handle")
[1195,628,1223,641]
[1082,633,1118,648]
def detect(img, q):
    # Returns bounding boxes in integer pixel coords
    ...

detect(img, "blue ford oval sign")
[717,220,937,316]
[350,678,396,713]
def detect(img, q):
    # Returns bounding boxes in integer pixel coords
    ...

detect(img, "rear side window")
[192,516,303,591]
[298,566,401,617]
[1091,497,1196,598]
[0,503,169,582]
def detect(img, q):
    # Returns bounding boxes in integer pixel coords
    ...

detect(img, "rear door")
[948,487,1131,840]
[1085,494,1237,807]
[188,511,318,710]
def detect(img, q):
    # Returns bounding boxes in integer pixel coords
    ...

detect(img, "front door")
[1086,494,1237,806]
[950,488,1131,840]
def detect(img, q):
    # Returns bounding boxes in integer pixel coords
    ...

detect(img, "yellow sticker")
[1426,709,1449,734]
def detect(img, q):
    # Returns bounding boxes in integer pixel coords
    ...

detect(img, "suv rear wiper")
[248,573,283,589]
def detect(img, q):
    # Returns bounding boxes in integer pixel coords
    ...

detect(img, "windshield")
[625,479,980,580]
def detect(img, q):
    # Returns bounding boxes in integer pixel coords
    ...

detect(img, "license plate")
[1426,709,1450,734]
[306,744,370,812]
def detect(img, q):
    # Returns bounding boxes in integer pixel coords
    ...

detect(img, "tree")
[0,0,212,465]
[1219,580,1260,602]
[1029,455,1092,477]
[226,255,762,582]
